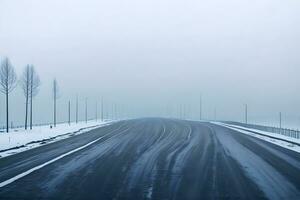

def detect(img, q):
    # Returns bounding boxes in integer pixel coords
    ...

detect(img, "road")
[0,118,300,200]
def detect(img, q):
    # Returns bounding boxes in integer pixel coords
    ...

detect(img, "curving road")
[0,118,300,200]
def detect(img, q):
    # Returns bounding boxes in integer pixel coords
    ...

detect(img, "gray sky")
[0,0,300,127]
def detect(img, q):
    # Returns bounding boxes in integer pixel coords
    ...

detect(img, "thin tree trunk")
[25,94,28,130]
[5,70,9,133]
[30,70,33,130]
[54,98,56,127]
[6,91,9,133]
[30,93,33,129]
[25,70,29,130]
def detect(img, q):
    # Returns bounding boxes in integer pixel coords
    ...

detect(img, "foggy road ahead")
[0,118,300,200]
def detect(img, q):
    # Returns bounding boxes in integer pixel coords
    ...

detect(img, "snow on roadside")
[212,122,300,153]
[0,120,113,158]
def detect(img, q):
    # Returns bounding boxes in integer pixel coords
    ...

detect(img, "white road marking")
[0,135,106,188]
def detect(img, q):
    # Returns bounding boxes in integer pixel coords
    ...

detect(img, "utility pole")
[68,100,71,125]
[245,104,248,124]
[53,81,57,128]
[101,97,104,121]
[279,112,282,130]
[95,101,98,121]
[76,95,78,124]
[85,98,88,123]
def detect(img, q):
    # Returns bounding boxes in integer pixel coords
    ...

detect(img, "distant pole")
[96,101,98,121]
[85,98,88,123]
[105,101,108,120]
[111,103,114,120]
[245,104,248,124]
[101,97,104,121]
[68,100,71,125]
[76,95,78,124]
[279,112,282,130]
[183,104,186,119]
[53,80,57,127]
[182,104,184,119]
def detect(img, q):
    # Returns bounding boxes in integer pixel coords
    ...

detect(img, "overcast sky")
[0,0,300,127]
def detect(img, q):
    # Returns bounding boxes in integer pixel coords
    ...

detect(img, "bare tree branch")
[29,65,41,98]
[0,57,17,94]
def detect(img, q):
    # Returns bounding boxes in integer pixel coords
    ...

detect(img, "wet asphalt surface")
[0,118,300,200]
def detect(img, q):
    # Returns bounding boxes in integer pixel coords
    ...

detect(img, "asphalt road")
[0,118,300,200]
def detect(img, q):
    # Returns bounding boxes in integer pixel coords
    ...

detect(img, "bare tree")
[29,66,41,129]
[21,65,31,130]
[53,79,60,127]
[0,57,17,133]
[21,65,40,130]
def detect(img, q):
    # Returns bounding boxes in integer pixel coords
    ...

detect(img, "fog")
[0,0,300,128]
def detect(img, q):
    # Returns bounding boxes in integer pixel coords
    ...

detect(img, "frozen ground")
[214,122,300,153]
[0,120,112,158]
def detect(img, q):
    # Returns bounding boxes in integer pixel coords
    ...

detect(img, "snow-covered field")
[213,122,300,153]
[0,120,112,158]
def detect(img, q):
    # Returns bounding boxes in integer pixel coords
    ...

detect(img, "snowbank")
[213,122,300,153]
[0,120,112,158]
